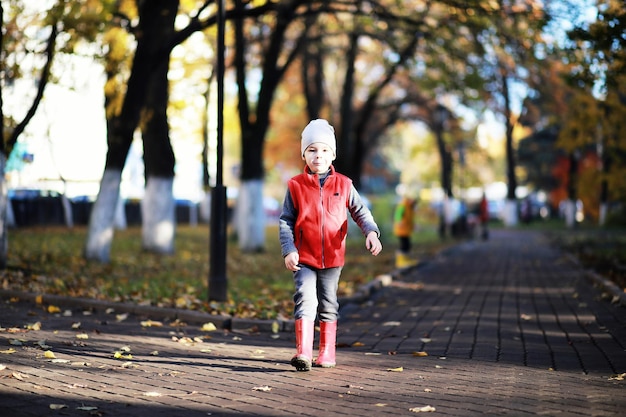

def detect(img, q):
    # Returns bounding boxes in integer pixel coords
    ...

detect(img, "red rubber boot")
[315,320,337,368]
[291,318,313,371]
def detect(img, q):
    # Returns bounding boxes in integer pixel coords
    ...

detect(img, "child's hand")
[365,232,382,256]
[284,252,301,271]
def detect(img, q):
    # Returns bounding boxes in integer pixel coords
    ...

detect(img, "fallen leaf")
[420,338,432,343]
[76,333,89,340]
[0,364,5,370]
[27,322,41,331]
[12,372,26,380]
[44,350,56,359]
[35,295,43,305]
[520,314,532,321]
[201,322,217,332]
[387,367,403,372]
[375,403,388,407]
[409,405,436,413]
[608,373,625,381]
[116,313,128,322]
[49,404,68,410]
[76,406,98,411]
[51,359,71,364]
[150,351,159,356]
[383,321,401,326]
[71,322,81,329]
[252,386,272,392]
[113,352,132,360]
[0,348,16,354]
[413,351,429,357]
[352,342,365,347]
[143,391,162,397]
[141,320,163,327]
[47,305,61,314]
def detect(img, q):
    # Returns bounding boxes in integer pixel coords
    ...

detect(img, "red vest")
[288,166,352,269]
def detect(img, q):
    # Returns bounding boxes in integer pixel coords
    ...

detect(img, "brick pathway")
[1,229,625,416]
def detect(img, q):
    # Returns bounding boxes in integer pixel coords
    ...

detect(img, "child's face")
[302,143,335,174]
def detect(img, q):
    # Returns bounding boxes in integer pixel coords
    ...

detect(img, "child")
[279,119,382,371]
[393,195,417,268]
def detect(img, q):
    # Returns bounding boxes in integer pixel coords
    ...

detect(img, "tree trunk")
[85,0,177,262]
[232,0,301,252]
[0,157,8,269]
[502,69,519,226]
[141,2,177,254]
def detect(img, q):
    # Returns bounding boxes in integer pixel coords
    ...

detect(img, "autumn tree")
[564,0,626,225]
[1,0,108,267]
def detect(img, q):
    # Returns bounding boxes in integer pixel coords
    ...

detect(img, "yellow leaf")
[76,333,89,340]
[44,350,56,359]
[35,295,43,305]
[201,322,217,332]
[387,367,403,372]
[413,351,429,357]
[116,313,128,322]
[47,305,61,314]
[352,342,364,347]
[27,322,41,331]
[141,320,163,327]
[0,348,16,354]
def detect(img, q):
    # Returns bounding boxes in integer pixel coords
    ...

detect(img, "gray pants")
[293,264,342,322]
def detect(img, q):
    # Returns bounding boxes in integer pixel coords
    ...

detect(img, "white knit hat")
[301,119,336,157]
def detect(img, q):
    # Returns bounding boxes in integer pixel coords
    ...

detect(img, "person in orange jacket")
[393,195,417,268]
[279,119,382,371]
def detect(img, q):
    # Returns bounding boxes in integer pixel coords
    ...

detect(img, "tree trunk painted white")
[598,202,607,226]
[114,195,127,230]
[235,179,266,252]
[0,155,8,267]
[84,169,123,263]
[199,191,211,223]
[61,195,74,228]
[502,199,519,227]
[141,177,175,254]
[564,199,576,229]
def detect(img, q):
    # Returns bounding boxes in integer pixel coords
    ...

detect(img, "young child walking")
[279,119,383,371]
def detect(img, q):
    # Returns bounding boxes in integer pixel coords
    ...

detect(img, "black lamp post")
[434,104,450,238]
[208,0,227,301]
